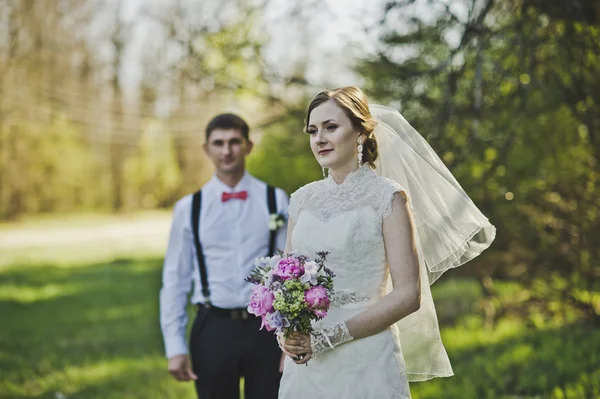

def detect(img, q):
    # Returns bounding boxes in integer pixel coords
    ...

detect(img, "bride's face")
[307,100,359,171]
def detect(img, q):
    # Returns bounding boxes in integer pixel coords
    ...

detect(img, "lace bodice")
[289,165,404,302]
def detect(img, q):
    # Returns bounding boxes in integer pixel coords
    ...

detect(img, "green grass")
[0,214,598,398]
[412,315,600,398]
[0,258,197,399]
[2,259,598,399]
[413,280,600,399]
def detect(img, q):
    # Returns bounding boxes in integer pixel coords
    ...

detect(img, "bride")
[277,86,496,398]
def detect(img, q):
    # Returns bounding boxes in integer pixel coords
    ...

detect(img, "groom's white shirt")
[160,172,289,358]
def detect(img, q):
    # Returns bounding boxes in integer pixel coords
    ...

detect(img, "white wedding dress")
[278,165,413,399]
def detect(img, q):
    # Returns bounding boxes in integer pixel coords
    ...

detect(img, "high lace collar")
[326,164,374,190]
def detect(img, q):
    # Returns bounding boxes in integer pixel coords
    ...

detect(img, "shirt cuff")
[164,335,188,359]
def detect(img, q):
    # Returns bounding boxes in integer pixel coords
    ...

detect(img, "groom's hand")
[168,354,198,382]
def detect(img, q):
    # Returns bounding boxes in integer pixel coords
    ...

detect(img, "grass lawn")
[0,214,598,398]
[0,258,197,399]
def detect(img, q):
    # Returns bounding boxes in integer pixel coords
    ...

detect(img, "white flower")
[264,269,274,286]
[255,256,271,267]
[300,261,319,285]
[269,213,286,231]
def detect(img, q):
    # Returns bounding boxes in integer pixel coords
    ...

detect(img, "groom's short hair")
[205,113,250,141]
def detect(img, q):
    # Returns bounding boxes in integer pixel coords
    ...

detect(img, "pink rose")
[247,285,274,316]
[305,286,330,316]
[273,257,304,280]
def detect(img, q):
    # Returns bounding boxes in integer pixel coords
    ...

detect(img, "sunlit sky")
[92,0,468,103]
[112,0,387,91]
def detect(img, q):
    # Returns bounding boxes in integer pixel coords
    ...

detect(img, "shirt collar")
[210,171,252,192]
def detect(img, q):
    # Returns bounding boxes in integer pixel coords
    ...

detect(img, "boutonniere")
[269,213,286,231]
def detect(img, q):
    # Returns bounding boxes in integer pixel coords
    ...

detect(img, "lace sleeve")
[378,177,408,219]
[310,322,353,358]
[288,183,317,223]
[288,190,302,223]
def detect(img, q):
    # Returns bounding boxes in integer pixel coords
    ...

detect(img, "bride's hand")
[282,333,312,364]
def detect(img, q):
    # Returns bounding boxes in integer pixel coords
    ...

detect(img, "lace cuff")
[310,322,353,358]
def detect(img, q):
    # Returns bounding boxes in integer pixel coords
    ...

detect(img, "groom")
[160,113,288,399]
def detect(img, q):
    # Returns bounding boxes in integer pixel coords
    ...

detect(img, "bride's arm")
[345,191,421,339]
[283,217,295,254]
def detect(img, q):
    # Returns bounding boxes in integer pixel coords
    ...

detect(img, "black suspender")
[267,185,277,257]
[191,185,278,306]
[191,190,211,306]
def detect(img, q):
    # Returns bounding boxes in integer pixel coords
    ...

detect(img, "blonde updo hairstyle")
[305,86,378,168]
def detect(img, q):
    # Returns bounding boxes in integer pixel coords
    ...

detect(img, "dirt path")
[0,212,173,266]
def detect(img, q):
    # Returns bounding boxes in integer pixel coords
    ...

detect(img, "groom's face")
[203,128,253,175]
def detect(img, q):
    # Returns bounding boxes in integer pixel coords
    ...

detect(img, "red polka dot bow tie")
[221,191,248,202]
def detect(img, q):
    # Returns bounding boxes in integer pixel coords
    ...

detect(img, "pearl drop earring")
[357,137,364,167]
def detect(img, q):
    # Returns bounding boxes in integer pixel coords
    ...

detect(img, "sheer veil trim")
[370,104,496,381]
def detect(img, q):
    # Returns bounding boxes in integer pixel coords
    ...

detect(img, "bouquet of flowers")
[246,250,334,340]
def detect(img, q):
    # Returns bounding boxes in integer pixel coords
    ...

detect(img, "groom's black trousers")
[190,305,281,399]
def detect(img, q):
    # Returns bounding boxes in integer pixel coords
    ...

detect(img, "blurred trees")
[0,0,288,220]
[0,0,597,325]
[247,104,322,195]
[359,0,599,321]
[0,0,103,218]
